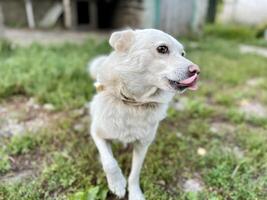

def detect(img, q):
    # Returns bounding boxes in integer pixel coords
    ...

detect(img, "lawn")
[0,26,267,200]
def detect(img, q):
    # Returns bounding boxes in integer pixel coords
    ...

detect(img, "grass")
[0,39,109,110]
[0,26,267,200]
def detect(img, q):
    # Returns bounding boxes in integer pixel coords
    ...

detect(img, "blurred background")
[0,0,267,40]
[0,1,267,200]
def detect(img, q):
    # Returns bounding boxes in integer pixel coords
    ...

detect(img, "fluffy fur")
[89,29,200,200]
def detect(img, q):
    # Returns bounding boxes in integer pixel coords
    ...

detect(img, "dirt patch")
[246,78,265,87]
[240,44,267,58]
[0,150,43,184]
[183,177,204,192]
[0,96,62,136]
[239,100,267,118]
[4,28,109,46]
[0,169,35,184]
[210,122,236,135]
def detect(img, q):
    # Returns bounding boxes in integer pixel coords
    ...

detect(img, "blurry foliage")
[204,23,267,48]
[0,39,110,110]
[256,23,267,38]
[0,39,13,55]
[204,24,255,41]
[0,149,11,173]
[69,186,108,200]
[7,134,39,155]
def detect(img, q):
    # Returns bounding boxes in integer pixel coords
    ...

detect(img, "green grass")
[0,39,110,110]
[1,28,267,200]
[204,24,256,41]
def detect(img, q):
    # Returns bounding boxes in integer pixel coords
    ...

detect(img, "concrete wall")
[0,0,62,27]
[0,3,4,37]
[1,0,27,27]
[160,0,208,36]
[0,0,208,36]
[113,0,143,28]
[113,0,208,36]
[219,0,267,26]
[142,0,155,28]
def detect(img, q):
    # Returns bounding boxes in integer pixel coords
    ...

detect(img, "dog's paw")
[128,185,145,200]
[107,171,126,198]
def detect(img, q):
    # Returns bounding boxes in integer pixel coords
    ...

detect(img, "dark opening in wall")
[76,0,90,25]
[97,0,118,29]
[75,0,119,29]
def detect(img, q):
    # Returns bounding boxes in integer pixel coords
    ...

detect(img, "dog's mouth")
[168,73,198,91]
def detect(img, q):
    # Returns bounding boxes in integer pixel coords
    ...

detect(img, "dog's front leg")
[128,142,150,200]
[91,131,126,198]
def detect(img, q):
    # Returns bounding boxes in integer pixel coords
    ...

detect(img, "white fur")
[88,55,107,80]
[89,29,199,199]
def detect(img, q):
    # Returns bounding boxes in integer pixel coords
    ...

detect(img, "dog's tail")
[87,55,107,80]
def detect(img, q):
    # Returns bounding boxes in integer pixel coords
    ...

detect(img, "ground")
[0,26,267,200]
[4,28,108,46]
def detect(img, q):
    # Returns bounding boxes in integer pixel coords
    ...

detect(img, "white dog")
[89,29,200,200]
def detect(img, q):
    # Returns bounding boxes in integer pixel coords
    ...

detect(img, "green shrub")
[204,24,256,41]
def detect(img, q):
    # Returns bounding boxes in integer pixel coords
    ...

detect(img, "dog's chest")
[90,94,168,143]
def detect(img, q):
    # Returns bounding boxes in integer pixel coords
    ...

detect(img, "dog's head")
[109,29,200,93]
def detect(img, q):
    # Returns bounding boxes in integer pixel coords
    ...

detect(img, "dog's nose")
[188,65,200,75]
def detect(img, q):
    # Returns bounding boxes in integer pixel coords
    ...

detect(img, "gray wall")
[160,0,208,36]
[113,0,143,28]
[115,0,208,36]
[0,0,62,27]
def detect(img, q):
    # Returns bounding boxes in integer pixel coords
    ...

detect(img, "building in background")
[0,0,209,36]
[219,0,267,26]
[0,3,4,37]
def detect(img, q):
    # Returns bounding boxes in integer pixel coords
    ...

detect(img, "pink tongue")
[188,84,198,90]
[180,74,197,85]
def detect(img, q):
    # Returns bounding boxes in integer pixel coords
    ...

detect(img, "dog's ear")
[109,30,135,52]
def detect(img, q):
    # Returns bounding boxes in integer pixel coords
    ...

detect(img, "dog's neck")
[119,86,160,108]
[94,81,162,108]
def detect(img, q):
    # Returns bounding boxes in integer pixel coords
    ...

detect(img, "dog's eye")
[181,51,186,57]
[157,45,169,54]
